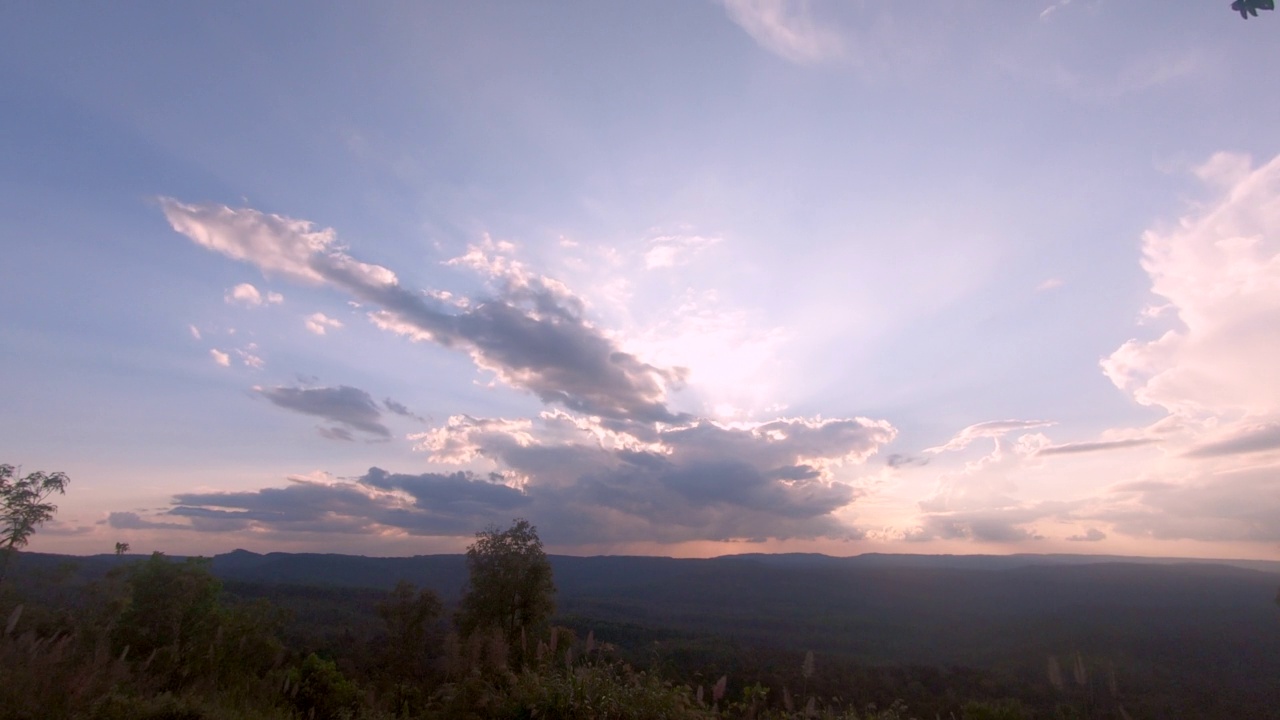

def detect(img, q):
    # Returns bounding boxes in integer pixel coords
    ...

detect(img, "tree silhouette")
[0,463,70,582]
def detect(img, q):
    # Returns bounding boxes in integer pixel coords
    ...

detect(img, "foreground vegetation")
[3,526,1182,720]
[2,524,913,720]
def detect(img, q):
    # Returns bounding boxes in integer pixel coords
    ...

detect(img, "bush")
[288,653,362,720]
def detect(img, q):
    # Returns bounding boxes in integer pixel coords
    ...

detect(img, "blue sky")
[3,1,1278,559]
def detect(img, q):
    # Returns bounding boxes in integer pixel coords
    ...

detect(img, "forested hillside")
[5,546,1278,718]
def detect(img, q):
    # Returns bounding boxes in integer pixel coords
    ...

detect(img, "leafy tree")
[0,463,69,581]
[457,518,555,655]
[111,552,224,685]
[288,652,362,720]
[377,579,442,682]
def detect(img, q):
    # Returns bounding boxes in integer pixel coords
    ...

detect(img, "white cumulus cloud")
[1102,152,1280,421]
[305,312,344,335]
[224,283,283,307]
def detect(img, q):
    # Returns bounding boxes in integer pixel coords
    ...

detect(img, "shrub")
[288,653,362,720]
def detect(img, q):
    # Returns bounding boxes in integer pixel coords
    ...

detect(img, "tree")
[288,653,361,720]
[115,541,130,558]
[0,463,70,581]
[378,579,443,681]
[111,552,224,685]
[457,518,555,653]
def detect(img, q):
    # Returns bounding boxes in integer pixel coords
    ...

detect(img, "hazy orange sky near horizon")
[3,2,1278,562]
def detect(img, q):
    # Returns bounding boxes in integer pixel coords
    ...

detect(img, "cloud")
[107,511,187,530]
[926,419,1055,454]
[644,234,721,270]
[226,283,262,305]
[255,384,391,440]
[1183,423,1280,458]
[721,0,844,65]
[363,467,531,516]
[158,200,911,545]
[1094,466,1280,542]
[885,453,928,469]
[917,451,1019,515]
[159,469,533,537]
[1037,438,1158,456]
[169,479,393,534]
[910,419,1077,544]
[406,412,894,544]
[1039,0,1071,21]
[162,201,691,430]
[317,426,355,442]
[305,312,344,335]
[900,151,1280,549]
[133,409,895,546]
[1066,528,1106,542]
[188,324,202,340]
[224,283,283,307]
[1194,152,1254,189]
[38,521,96,536]
[624,288,788,417]
[162,199,395,286]
[1075,151,1280,543]
[1108,479,1177,493]
[1036,278,1065,292]
[235,345,264,369]
[906,503,1073,543]
[210,349,230,367]
[1101,153,1280,419]
[384,398,426,423]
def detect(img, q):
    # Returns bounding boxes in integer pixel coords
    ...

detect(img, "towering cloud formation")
[902,153,1280,547]
[1102,152,1280,421]
[1083,153,1280,543]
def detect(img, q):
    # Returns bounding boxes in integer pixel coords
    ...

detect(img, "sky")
[2,1,1278,561]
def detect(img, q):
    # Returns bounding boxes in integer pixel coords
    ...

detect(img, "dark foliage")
[456,519,555,657]
[3,547,1278,719]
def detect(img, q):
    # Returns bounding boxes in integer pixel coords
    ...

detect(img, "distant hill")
[10,548,1280,717]
[716,551,1280,574]
[14,549,1278,663]
[13,548,1279,597]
